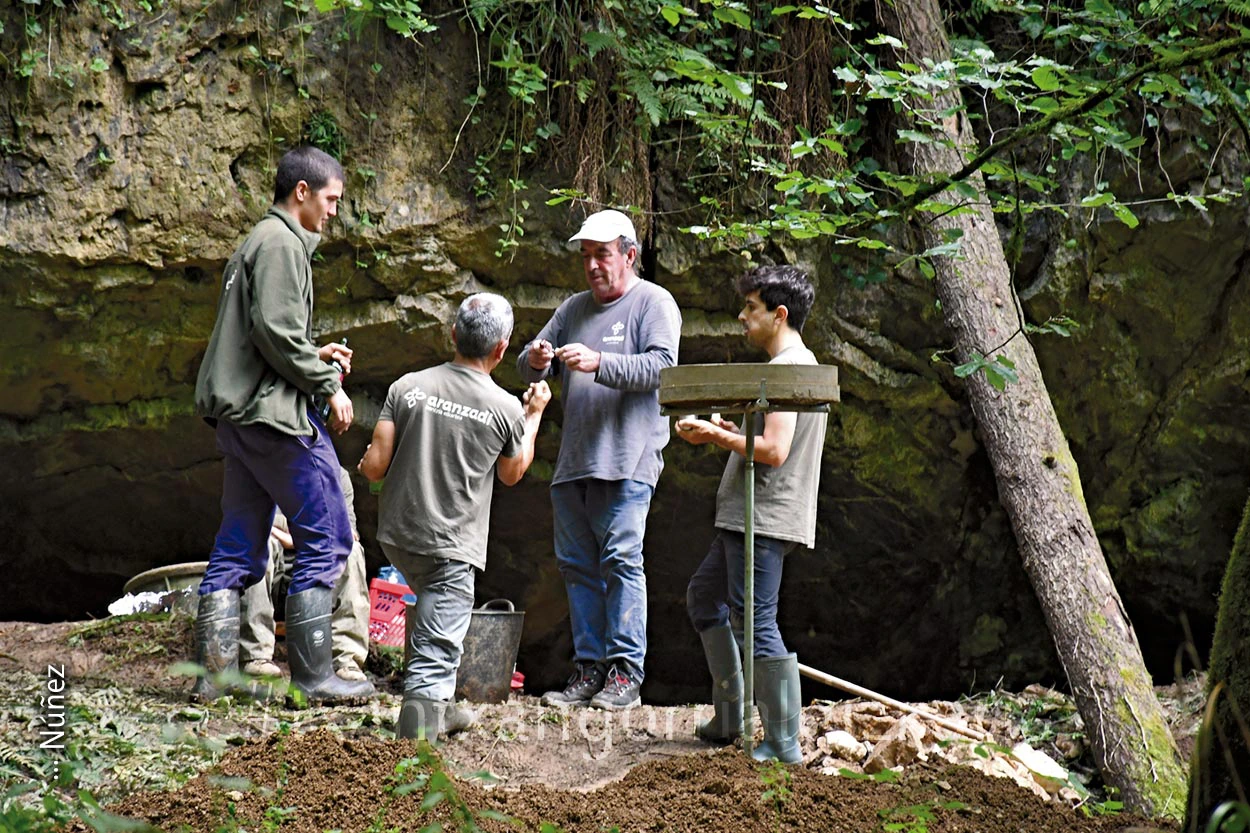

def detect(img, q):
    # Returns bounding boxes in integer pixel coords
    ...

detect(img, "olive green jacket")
[194,207,340,437]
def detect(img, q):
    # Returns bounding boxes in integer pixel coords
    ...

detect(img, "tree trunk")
[881,0,1187,817]
[1185,493,1250,830]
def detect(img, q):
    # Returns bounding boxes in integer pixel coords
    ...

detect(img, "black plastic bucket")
[456,599,524,703]
[404,598,524,703]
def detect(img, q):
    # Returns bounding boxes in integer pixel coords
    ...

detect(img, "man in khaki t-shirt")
[674,265,827,766]
[359,293,550,742]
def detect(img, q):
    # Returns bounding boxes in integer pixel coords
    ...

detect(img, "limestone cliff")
[1,1,1245,702]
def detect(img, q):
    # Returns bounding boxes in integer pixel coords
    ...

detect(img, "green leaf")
[478,809,514,822]
[1111,203,1139,228]
[896,129,933,144]
[952,180,979,200]
[1079,192,1114,207]
[1031,65,1061,91]
[953,355,986,379]
[582,31,616,58]
[712,6,752,28]
[660,5,680,25]
[867,34,904,48]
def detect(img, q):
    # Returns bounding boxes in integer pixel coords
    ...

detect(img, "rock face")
[1,2,1246,703]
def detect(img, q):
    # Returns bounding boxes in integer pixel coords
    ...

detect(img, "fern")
[622,69,665,127]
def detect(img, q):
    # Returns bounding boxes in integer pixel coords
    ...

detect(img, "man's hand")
[523,381,552,416]
[527,338,556,371]
[674,416,721,446]
[327,388,353,434]
[270,526,295,551]
[555,342,600,374]
[319,342,353,375]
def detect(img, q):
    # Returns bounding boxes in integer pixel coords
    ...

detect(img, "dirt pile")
[113,728,1170,833]
[0,616,1194,832]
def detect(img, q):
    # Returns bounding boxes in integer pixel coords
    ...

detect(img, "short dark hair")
[737,265,815,332]
[454,293,514,359]
[273,146,345,203]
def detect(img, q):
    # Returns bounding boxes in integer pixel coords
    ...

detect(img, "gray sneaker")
[540,662,606,707]
[590,664,641,710]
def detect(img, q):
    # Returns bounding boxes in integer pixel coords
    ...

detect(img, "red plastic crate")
[368,578,409,647]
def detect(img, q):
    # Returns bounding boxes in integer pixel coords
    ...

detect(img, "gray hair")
[618,236,641,274]
[454,293,514,359]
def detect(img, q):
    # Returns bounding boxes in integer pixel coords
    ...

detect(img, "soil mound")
[112,728,1170,833]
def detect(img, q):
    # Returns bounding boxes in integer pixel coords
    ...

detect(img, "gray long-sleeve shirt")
[517,280,681,487]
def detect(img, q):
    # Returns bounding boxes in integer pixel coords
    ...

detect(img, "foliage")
[304,109,347,162]
[758,758,792,832]
[313,0,436,39]
[838,766,901,783]
[384,744,512,833]
[1187,487,1250,831]
[879,799,969,833]
[1205,801,1250,833]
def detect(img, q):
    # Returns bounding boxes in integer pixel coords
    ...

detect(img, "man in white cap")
[518,210,681,709]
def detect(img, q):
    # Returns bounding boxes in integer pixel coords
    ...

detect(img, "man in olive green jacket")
[191,146,373,705]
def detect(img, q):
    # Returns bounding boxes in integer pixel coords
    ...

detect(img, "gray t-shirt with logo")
[516,280,681,486]
[714,345,828,548]
[377,362,526,570]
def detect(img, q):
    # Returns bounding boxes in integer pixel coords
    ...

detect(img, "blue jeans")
[200,413,353,596]
[687,530,795,659]
[552,478,653,681]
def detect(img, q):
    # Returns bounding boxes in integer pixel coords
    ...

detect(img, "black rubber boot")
[695,625,743,743]
[190,589,240,703]
[397,696,477,742]
[752,653,803,764]
[286,587,376,705]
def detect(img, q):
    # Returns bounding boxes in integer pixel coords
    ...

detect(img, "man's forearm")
[594,348,675,391]
[517,347,552,383]
[517,410,544,474]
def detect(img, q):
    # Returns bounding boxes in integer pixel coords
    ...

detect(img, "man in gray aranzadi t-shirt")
[517,209,682,710]
[359,293,551,742]
[675,265,827,765]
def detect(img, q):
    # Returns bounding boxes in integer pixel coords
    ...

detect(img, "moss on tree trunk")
[1185,492,1250,830]
[880,0,1187,817]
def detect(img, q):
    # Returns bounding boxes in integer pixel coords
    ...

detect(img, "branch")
[1205,61,1250,152]
[895,34,1250,216]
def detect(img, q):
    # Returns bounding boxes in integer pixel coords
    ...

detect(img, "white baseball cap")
[568,209,638,244]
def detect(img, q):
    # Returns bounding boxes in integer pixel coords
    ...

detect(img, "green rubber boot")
[286,587,376,706]
[397,696,477,743]
[694,625,743,743]
[752,653,802,764]
[190,589,240,703]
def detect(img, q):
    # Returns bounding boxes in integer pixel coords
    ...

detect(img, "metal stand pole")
[743,408,755,758]
[742,381,767,759]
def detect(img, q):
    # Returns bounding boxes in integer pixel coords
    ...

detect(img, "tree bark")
[1185,493,1250,830]
[881,0,1187,817]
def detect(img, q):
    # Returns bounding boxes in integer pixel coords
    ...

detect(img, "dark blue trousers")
[200,413,352,596]
[686,529,795,659]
